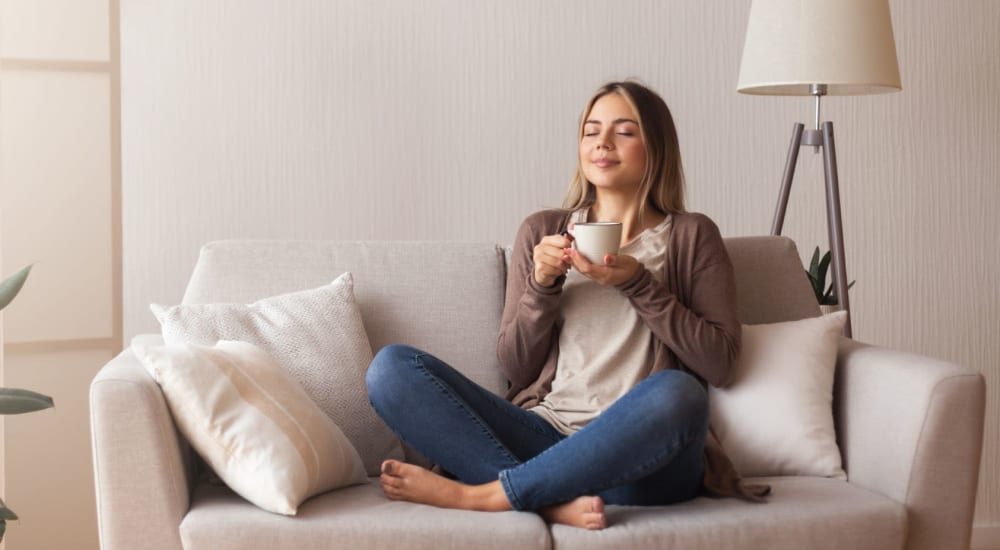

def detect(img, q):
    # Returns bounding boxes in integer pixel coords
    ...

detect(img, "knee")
[646,370,709,429]
[366,343,420,405]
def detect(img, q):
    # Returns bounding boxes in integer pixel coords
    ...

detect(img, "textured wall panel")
[121,0,1000,525]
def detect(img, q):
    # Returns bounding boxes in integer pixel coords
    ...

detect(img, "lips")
[593,158,619,168]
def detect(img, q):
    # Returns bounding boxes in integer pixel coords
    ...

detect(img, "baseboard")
[972,525,1000,550]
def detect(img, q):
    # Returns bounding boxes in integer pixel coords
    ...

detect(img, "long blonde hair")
[563,81,686,218]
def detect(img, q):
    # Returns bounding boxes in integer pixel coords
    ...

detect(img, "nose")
[596,131,614,150]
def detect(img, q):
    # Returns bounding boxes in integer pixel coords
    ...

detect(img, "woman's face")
[579,93,647,195]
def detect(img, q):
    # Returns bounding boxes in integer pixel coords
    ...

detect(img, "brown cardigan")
[497,208,768,501]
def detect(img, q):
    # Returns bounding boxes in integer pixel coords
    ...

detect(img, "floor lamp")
[736,0,902,338]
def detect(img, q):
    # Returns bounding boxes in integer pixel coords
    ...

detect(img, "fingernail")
[382,462,393,474]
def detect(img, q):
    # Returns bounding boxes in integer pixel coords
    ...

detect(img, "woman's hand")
[566,248,641,286]
[533,233,574,287]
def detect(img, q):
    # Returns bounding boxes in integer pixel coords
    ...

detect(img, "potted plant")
[0,265,55,541]
[805,247,855,314]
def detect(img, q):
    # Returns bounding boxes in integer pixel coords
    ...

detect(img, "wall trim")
[110,0,124,353]
[0,58,111,73]
[5,338,118,354]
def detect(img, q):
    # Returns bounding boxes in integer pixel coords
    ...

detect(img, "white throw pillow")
[709,311,848,479]
[133,340,367,515]
[151,272,403,476]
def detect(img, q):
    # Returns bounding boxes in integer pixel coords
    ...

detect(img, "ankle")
[465,481,511,512]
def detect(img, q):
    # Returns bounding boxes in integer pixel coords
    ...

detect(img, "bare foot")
[379,460,511,512]
[540,496,607,530]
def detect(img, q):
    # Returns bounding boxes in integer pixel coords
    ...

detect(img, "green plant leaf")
[822,283,837,305]
[804,247,833,302]
[0,388,54,415]
[811,274,824,302]
[0,496,17,520]
[0,495,13,543]
[805,248,859,305]
[818,251,831,281]
[0,264,31,311]
[822,280,857,305]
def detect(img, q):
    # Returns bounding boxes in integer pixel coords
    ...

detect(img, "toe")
[591,496,604,514]
[381,477,404,499]
[381,473,403,488]
[587,514,607,530]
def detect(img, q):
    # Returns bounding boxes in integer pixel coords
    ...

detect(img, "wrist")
[529,272,565,295]
[534,274,556,288]
[614,264,649,293]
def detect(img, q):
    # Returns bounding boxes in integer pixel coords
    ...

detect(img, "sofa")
[90,236,985,550]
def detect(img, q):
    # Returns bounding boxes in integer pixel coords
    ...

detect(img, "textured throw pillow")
[709,311,848,479]
[133,340,367,515]
[151,272,403,476]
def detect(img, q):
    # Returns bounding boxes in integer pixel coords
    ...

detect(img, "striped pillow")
[134,340,367,515]
[150,272,403,476]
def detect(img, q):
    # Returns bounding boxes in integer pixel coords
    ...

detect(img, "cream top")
[530,209,672,435]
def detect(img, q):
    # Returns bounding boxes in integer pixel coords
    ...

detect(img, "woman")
[366,81,759,531]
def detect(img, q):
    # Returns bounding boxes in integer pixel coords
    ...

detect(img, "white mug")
[571,222,622,264]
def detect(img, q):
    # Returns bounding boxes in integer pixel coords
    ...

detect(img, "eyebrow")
[584,118,639,126]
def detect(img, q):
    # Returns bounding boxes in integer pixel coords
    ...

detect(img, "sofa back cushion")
[180,236,813,400]
[500,235,819,325]
[182,240,509,396]
[724,236,820,324]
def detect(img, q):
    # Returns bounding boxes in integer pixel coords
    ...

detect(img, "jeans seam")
[485,399,561,441]
[599,427,705,492]
[498,470,525,511]
[411,352,521,466]
[410,352,558,442]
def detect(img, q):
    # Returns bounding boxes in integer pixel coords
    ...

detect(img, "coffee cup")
[571,222,623,264]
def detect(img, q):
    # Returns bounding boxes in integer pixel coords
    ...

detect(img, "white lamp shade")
[737,0,902,95]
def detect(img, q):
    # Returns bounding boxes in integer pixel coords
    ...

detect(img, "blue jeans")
[366,344,707,511]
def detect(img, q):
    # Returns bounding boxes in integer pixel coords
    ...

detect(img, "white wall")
[121,0,999,539]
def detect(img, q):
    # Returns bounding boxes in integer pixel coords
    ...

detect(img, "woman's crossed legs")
[365,344,707,529]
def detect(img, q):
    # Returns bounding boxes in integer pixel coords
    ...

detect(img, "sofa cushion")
[709,312,848,478]
[179,481,550,550]
[152,272,401,476]
[180,477,904,550]
[724,236,820,324]
[133,340,367,515]
[549,477,906,550]
[181,241,509,396]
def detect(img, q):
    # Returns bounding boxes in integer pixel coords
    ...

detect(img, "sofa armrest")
[835,338,986,550]
[90,347,193,550]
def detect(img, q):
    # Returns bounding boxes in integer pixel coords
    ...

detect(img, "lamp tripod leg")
[821,121,853,338]
[771,123,805,236]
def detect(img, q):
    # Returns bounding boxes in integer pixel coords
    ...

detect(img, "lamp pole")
[769,86,853,338]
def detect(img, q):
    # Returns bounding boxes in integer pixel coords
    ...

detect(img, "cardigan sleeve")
[496,212,566,389]
[614,215,741,387]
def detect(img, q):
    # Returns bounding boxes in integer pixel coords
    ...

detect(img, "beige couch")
[90,236,985,550]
